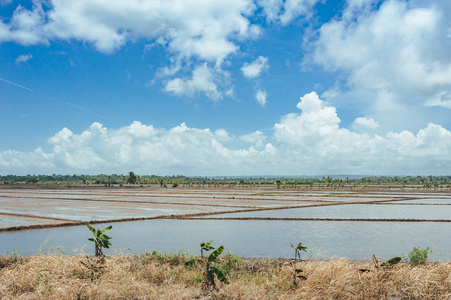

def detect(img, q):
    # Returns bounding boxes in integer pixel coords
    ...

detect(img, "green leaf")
[296,243,307,252]
[382,256,401,267]
[201,241,214,251]
[201,241,212,247]
[86,222,96,234]
[101,226,112,233]
[210,266,229,284]
[185,258,202,266]
[208,246,224,263]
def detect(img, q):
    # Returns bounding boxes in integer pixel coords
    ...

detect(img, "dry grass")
[0,253,450,299]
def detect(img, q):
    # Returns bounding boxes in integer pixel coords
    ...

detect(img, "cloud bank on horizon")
[1,0,451,175]
[2,92,451,176]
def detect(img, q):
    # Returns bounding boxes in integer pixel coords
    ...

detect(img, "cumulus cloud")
[351,117,379,132]
[164,64,223,101]
[310,0,451,107]
[215,129,233,142]
[272,92,451,174]
[15,53,33,63]
[48,127,73,144]
[241,56,269,79]
[0,0,259,61]
[2,92,451,175]
[240,131,267,148]
[255,89,267,106]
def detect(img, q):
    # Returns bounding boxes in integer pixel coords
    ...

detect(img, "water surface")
[200,204,451,220]
[1,219,449,261]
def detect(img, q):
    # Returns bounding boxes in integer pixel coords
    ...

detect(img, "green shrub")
[407,246,430,265]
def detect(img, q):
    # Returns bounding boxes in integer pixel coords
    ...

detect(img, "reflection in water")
[395,198,451,204]
[1,219,450,261]
[202,204,451,220]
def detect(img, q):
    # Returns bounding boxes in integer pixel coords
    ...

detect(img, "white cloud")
[165,64,223,101]
[215,129,233,142]
[256,89,267,106]
[155,58,182,78]
[425,91,451,109]
[273,91,451,174]
[310,0,451,107]
[258,0,320,25]
[351,117,379,132]
[48,127,74,144]
[2,4,49,45]
[0,0,259,62]
[240,131,267,148]
[320,85,341,100]
[3,92,451,175]
[15,53,33,63]
[241,56,269,79]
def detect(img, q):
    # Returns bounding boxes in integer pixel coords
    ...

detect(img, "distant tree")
[126,172,137,186]
[26,176,38,184]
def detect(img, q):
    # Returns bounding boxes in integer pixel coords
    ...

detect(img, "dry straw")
[1,254,450,299]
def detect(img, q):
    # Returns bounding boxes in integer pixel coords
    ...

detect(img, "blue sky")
[1,0,451,176]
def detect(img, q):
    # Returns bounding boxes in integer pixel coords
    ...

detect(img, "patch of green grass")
[406,246,430,266]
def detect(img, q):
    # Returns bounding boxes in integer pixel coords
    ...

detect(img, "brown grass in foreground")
[0,253,450,299]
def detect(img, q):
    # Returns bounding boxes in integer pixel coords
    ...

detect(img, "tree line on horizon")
[1,173,451,188]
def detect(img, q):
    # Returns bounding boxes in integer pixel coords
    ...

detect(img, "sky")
[0,0,451,176]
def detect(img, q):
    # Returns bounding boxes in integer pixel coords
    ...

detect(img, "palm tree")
[86,222,112,256]
[126,171,137,186]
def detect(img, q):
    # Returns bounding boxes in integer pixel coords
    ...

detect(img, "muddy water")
[1,219,449,261]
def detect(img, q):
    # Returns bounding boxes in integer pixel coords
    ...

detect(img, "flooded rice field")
[0,186,450,260]
[197,203,451,220]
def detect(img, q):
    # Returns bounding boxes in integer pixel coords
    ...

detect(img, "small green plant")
[292,266,307,286]
[289,242,308,287]
[407,246,430,265]
[290,242,307,260]
[86,222,112,256]
[186,241,229,290]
